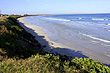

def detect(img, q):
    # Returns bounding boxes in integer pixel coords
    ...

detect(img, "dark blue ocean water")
[45,14,110,23]
[24,14,110,66]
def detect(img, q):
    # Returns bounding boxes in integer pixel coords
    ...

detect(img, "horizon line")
[2,12,110,15]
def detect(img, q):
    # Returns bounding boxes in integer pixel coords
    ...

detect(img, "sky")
[0,0,110,14]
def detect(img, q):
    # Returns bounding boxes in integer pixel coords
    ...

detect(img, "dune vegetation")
[0,15,110,73]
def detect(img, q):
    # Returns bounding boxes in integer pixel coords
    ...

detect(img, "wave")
[92,18,109,21]
[105,19,109,21]
[108,30,110,32]
[72,18,109,21]
[91,40,110,46]
[44,17,71,21]
[106,23,110,25]
[92,18,105,21]
[79,33,110,43]
[79,18,82,19]
[44,17,110,22]
[105,54,110,57]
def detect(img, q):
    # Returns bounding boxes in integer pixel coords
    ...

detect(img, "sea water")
[24,14,110,66]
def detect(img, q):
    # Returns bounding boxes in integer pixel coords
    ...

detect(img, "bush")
[70,57,110,73]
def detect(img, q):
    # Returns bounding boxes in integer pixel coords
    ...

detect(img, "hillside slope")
[0,15,110,73]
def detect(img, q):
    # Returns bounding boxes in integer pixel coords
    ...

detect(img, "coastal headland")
[0,15,110,72]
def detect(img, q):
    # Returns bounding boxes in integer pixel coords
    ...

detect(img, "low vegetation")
[0,15,110,73]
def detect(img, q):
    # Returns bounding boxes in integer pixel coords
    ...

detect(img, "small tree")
[24,14,28,16]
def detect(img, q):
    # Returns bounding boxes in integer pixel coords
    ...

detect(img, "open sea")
[24,14,110,66]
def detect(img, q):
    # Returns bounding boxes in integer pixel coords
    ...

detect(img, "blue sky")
[0,0,110,14]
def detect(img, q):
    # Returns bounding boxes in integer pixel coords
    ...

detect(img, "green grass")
[0,53,110,73]
[0,54,79,73]
[0,15,110,73]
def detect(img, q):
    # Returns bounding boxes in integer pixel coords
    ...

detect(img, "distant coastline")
[25,13,110,17]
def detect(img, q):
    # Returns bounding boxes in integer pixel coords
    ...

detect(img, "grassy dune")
[0,15,110,73]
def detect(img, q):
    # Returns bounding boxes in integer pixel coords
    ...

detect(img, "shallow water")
[24,14,110,66]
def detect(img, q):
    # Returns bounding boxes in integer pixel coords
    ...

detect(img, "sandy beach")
[17,17,74,57]
[17,17,110,66]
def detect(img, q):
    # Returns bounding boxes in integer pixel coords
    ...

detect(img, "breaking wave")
[92,18,109,21]
[44,17,71,21]
[79,33,110,43]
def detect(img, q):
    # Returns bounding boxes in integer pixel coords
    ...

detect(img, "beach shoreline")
[17,17,74,57]
[17,16,110,67]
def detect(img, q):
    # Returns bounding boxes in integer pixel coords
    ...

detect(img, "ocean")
[24,14,110,66]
